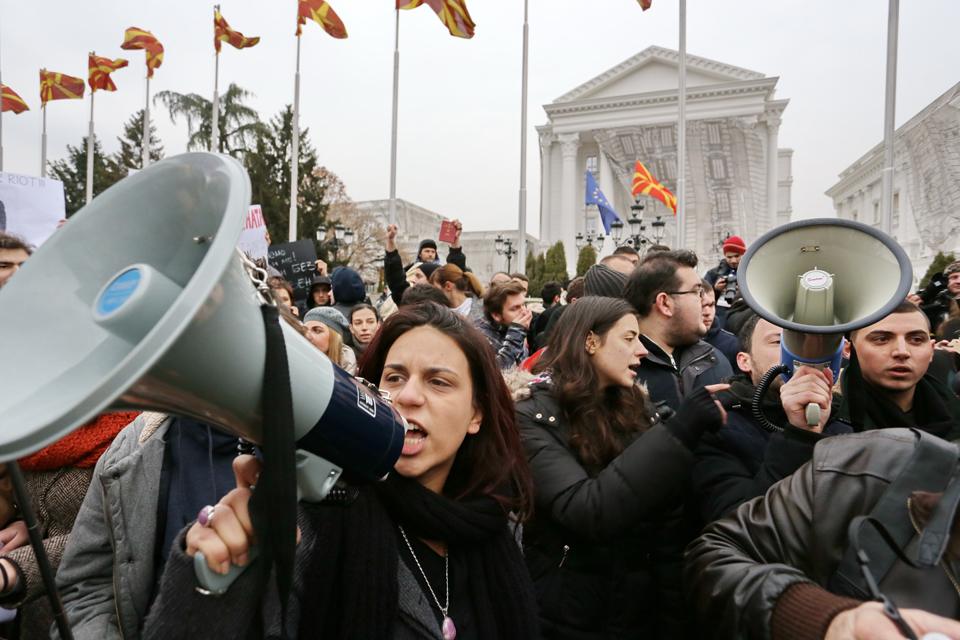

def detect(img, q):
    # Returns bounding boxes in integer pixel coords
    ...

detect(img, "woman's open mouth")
[402,423,427,455]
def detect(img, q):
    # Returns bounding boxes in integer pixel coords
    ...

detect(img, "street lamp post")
[495,235,518,273]
[610,196,666,253]
[575,228,606,254]
[316,223,354,264]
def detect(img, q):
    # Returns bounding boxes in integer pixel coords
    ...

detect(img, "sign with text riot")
[0,172,65,248]
[268,239,318,300]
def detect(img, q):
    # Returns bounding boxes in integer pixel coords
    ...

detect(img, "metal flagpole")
[289,34,301,241]
[880,0,899,236]
[41,70,47,177]
[0,4,4,173]
[676,0,686,249]
[211,5,221,153]
[516,0,529,274]
[142,75,151,167]
[388,8,400,227]
[86,52,96,204]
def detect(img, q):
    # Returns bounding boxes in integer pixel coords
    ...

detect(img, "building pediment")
[554,45,765,104]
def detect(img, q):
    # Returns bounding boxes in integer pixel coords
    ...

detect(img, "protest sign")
[268,239,318,300]
[237,205,269,266]
[0,172,65,248]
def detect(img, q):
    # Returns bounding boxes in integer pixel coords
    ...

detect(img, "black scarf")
[296,473,539,639]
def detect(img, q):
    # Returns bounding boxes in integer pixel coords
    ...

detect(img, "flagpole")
[142,75,151,167]
[388,8,400,227]
[0,4,4,173]
[879,0,899,237]
[41,102,47,178]
[516,0,529,274]
[211,4,221,153]
[289,34,301,242]
[86,52,96,204]
[676,0,687,249]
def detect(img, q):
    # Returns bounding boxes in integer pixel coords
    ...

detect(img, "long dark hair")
[535,297,650,472]
[357,302,534,521]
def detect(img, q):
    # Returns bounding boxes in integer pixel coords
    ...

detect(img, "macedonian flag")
[40,71,85,107]
[636,0,652,10]
[215,10,261,53]
[632,159,677,214]
[398,0,475,39]
[88,55,129,93]
[1,85,29,114]
[296,0,348,39]
[120,27,164,78]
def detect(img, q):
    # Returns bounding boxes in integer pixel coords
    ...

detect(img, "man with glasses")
[622,250,733,413]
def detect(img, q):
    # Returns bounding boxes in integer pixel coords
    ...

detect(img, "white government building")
[359,46,795,282]
[537,45,793,275]
[826,81,960,285]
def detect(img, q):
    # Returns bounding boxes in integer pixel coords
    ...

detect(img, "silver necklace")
[398,525,457,640]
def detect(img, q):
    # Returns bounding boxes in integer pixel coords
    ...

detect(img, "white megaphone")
[738,218,913,427]
[0,153,406,594]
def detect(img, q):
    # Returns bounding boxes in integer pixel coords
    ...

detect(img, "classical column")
[558,133,581,278]
[765,116,781,234]
[539,133,556,245]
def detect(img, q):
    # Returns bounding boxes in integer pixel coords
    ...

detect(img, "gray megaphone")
[0,153,406,593]
[738,218,913,426]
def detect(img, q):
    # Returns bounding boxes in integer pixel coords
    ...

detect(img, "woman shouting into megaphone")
[141,303,539,640]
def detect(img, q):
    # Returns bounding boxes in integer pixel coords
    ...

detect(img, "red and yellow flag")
[632,159,677,214]
[88,55,129,93]
[1,85,29,114]
[215,10,261,53]
[398,0,475,39]
[120,27,164,78]
[636,0,652,10]
[40,71,85,107]
[296,0,348,39]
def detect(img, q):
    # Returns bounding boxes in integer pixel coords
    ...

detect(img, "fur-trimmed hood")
[503,368,536,403]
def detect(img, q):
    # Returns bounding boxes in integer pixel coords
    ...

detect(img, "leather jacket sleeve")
[684,459,819,640]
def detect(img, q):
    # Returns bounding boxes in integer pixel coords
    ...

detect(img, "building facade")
[825,81,960,285]
[355,198,534,286]
[537,46,792,275]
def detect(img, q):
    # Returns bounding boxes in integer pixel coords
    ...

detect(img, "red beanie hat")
[722,236,746,255]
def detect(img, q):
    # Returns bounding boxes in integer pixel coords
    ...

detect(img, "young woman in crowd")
[302,307,357,374]
[267,277,299,317]
[514,297,727,639]
[141,303,539,640]
[348,303,382,359]
[430,264,485,322]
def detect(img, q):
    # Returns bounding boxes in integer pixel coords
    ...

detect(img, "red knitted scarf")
[18,412,141,471]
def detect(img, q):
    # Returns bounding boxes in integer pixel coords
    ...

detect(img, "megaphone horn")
[738,218,913,426]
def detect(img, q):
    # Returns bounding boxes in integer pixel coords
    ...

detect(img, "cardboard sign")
[0,171,65,248]
[439,220,457,244]
[268,239,318,300]
[237,205,269,267]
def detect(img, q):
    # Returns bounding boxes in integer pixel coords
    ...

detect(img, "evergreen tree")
[48,137,124,216]
[576,245,597,277]
[920,251,957,289]
[525,250,544,296]
[544,241,569,283]
[115,110,165,172]
[245,106,332,261]
[154,84,267,156]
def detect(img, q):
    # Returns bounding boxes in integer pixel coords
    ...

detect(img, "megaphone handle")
[194,546,260,595]
[805,403,820,427]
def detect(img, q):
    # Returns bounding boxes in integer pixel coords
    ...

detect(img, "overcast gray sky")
[4,0,959,237]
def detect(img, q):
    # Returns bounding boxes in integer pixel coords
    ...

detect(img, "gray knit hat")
[303,306,349,338]
[584,263,628,298]
[944,261,960,278]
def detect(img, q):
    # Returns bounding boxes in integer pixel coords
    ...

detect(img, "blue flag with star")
[585,170,620,234]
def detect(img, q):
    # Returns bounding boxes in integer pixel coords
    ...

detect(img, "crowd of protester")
[2,220,960,640]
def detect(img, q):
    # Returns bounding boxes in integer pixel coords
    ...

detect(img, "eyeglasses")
[666,285,705,298]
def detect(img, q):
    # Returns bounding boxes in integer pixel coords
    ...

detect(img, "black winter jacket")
[704,320,739,372]
[636,336,733,413]
[704,259,733,287]
[516,383,723,639]
[384,247,466,306]
[692,375,852,524]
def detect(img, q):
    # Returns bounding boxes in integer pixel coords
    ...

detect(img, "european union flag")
[585,170,620,235]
